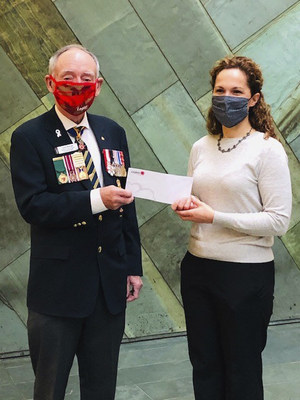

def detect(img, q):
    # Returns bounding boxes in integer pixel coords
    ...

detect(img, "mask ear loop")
[248,92,260,109]
[48,75,59,94]
[49,75,57,84]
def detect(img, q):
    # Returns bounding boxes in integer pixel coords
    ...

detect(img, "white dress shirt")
[55,106,107,213]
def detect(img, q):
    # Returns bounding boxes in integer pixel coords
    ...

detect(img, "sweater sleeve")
[213,141,292,236]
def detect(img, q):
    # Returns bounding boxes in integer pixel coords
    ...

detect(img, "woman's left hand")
[172,196,214,224]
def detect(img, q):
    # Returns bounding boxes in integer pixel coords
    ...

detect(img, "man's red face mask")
[49,76,97,116]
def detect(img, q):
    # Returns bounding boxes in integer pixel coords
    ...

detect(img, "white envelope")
[126,168,193,204]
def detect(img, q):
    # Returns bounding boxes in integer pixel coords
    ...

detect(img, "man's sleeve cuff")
[90,189,108,214]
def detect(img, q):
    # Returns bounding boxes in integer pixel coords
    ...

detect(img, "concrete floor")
[0,323,299,400]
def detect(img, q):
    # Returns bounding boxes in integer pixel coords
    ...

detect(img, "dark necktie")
[68,126,100,188]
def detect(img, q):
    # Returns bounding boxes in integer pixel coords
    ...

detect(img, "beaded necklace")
[217,128,252,153]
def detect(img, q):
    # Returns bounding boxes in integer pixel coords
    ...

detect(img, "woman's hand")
[171,195,199,211]
[172,196,214,224]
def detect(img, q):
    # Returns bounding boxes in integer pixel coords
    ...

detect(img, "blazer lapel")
[44,107,72,149]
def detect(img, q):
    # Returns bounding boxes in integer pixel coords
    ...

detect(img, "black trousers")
[27,290,125,400]
[181,252,274,400]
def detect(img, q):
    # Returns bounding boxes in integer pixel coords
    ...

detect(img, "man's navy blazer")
[10,107,142,317]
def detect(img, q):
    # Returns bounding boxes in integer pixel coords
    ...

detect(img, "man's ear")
[95,77,104,97]
[249,92,260,107]
[45,75,54,93]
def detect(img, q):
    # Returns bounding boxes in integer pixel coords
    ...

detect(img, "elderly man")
[10,44,143,400]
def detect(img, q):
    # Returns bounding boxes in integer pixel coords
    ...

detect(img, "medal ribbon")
[64,154,77,182]
[119,151,125,167]
[68,127,100,188]
[103,149,114,175]
[113,150,121,165]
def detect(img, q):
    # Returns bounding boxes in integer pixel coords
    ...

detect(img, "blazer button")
[98,246,102,253]
[119,208,123,213]
[98,215,103,221]
[78,222,82,226]
[73,223,77,227]
[82,221,87,225]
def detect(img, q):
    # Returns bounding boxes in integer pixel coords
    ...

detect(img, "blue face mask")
[212,96,250,128]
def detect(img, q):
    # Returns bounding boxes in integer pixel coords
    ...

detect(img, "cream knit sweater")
[187,131,292,263]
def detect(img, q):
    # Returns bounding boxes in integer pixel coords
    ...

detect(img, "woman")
[172,56,292,400]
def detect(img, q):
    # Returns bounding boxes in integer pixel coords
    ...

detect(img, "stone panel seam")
[289,135,300,152]
[198,0,234,52]
[129,80,179,116]
[128,0,208,115]
[0,103,45,137]
[0,292,14,311]
[138,204,169,230]
[0,155,10,171]
[277,235,299,269]
[140,244,183,306]
[0,2,80,99]
[233,1,300,53]
[282,220,300,269]
[134,385,153,400]
[273,120,292,156]
[2,248,30,273]
[272,121,300,232]
[130,80,203,172]
[195,89,212,116]
[131,80,206,159]
[97,77,167,173]
[0,296,27,329]
[52,3,81,51]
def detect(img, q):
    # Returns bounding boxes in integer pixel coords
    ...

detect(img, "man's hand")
[126,276,143,302]
[100,186,134,210]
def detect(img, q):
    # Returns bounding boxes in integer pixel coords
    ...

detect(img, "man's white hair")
[48,44,100,77]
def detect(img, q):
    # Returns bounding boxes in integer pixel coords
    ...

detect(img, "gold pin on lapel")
[101,136,105,141]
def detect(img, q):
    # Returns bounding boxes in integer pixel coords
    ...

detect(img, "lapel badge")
[55,129,62,138]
